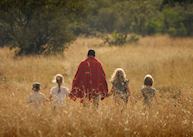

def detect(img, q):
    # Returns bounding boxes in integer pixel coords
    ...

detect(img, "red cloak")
[70,57,108,101]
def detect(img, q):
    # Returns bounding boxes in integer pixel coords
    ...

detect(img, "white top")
[50,86,69,106]
[27,92,47,108]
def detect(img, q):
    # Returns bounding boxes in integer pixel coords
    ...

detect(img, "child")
[49,74,69,108]
[110,68,130,105]
[27,82,48,108]
[141,74,157,106]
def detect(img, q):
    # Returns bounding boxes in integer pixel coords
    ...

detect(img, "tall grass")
[0,35,193,137]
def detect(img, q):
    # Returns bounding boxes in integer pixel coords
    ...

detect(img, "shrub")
[0,0,84,55]
[168,27,177,36]
[146,18,164,35]
[127,34,140,43]
[103,32,140,46]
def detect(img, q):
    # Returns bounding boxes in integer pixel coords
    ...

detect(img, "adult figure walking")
[70,49,108,108]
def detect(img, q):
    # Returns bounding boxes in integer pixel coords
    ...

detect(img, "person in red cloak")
[70,49,108,107]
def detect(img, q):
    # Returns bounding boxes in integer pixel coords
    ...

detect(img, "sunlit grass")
[0,35,193,137]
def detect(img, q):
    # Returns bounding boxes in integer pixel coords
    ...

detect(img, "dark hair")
[144,77,153,86]
[32,82,41,91]
[87,49,95,57]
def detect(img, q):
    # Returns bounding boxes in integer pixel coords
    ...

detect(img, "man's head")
[87,49,95,57]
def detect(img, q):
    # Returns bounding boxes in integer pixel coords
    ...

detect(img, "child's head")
[111,68,127,83]
[52,74,64,86]
[32,82,41,92]
[144,74,154,86]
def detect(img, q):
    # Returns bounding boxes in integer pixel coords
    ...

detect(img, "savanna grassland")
[0,36,193,137]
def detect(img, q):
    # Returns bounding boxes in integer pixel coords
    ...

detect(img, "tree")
[0,0,86,55]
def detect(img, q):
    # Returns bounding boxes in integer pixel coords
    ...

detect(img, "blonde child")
[141,74,157,106]
[110,68,130,105]
[27,82,48,108]
[49,74,69,109]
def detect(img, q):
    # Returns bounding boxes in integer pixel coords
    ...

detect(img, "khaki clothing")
[27,92,47,108]
[141,86,156,105]
[111,80,129,104]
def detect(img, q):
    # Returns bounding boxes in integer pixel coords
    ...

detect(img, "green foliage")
[0,0,193,55]
[74,0,193,37]
[111,32,127,45]
[162,6,191,36]
[127,34,141,43]
[146,17,164,34]
[0,0,84,55]
[104,32,140,46]
[168,27,177,36]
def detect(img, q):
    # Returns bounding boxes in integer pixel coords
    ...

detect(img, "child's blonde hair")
[111,68,127,84]
[144,74,154,86]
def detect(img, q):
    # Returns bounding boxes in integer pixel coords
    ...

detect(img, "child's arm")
[126,85,131,96]
[49,90,53,101]
[42,97,49,105]
[27,99,32,104]
[66,88,70,97]
[49,94,52,101]
[27,96,32,103]
[107,86,114,97]
[125,80,130,96]
[43,94,49,102]
[141,88,146,98]
[154,92,158,104]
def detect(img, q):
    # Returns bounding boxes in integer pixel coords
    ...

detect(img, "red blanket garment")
[70,57,108,101]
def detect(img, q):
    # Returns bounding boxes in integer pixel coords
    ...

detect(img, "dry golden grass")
[1,35,193,137]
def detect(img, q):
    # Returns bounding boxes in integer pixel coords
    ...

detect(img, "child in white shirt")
[27,82,48,108]
[49,74,69,108]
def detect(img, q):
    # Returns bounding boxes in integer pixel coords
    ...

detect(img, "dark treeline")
[0,0,193,55]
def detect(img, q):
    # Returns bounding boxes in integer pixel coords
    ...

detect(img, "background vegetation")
[0,36,193,137]
[0,0,193,55]
[1,1,193,136]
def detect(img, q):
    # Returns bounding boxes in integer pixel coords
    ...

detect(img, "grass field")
[1,35,193,137]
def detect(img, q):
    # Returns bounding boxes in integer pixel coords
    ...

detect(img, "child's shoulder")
[50,86,58,93]
[61,86,69,91]
[124,79,129,84]
[28,93,33,98]
[50,86,57,90]
[142,86,156,92]
[39,92,46,96]
[151,87,157,92]
[141,86,146,92]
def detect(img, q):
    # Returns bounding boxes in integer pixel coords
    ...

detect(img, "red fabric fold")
[70,57,108,101]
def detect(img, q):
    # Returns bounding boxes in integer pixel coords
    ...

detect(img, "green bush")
[162,7,189,36]
[177,23,187,36]
[103,32,127,45]
[168,27,177,36]
[104,32,140,46]
[127,34,140,43]
[0,0,193,55]
[146,18,164,34]
[0,0,83,55]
